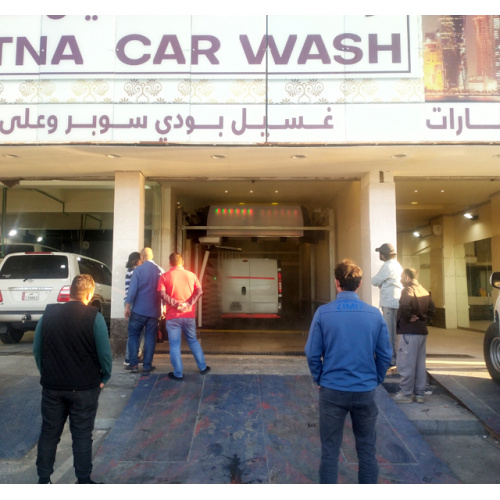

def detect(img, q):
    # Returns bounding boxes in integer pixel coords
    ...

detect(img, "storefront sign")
[0,15,497,145]
[0,15,416,77]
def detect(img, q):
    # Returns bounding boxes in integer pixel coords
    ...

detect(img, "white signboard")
[4,15,496,145]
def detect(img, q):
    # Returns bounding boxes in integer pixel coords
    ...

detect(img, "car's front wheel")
[0,326,24,344]
[484,322,500,384]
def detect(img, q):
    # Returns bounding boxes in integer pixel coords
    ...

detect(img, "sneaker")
[200,366,211,375]
[143,366,156,375]
[415,395,425,404]
[168,372,183,381]
[125,364,139,373]
[123,360,130,366]
[393,392,414,404]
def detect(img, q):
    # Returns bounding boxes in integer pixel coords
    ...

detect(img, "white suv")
[0,252,111,344]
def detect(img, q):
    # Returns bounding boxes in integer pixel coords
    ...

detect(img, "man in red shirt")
[158,252,210,380]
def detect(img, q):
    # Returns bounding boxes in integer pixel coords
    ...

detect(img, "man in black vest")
[33,274,112,484]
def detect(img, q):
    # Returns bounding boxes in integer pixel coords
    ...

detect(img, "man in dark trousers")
[305,259,392,484]
[33,274,112,484]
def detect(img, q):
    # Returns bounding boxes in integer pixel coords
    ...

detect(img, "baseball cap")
[375,243,396,255]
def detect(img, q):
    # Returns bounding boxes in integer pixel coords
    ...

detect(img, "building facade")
[1,14,499,355]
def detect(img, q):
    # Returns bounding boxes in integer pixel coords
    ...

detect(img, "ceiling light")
[3,154,18,159]
[391,154,407,159]
[464,212,478,220]
[413,231,422,237]
[8,229,17,236]
[106,154,121,159]
[411,201,418,205]
[211,155,226,160]
[291,154,307,160]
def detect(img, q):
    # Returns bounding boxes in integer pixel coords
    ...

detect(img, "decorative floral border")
[0,78,425,105]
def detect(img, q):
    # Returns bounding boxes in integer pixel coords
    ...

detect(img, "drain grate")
[426,354,474,358]
[182,350,306,356]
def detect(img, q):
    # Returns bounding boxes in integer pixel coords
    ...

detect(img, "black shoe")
[143,366,156,375]
[200,366,211,375]
[77,478,104,484]
[168,372,183,381]
[125,364,139,373]
[38,477,51,484]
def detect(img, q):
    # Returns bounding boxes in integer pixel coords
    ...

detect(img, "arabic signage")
[2,102,499,143]
[0,15,498,145]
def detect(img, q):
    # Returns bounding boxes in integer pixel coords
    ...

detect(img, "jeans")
[36,386,100,481]
[381,306,398,365]
[166,317,207,378]
[125,333,145,362]
[319,387,379,484]
[127,311,158,370]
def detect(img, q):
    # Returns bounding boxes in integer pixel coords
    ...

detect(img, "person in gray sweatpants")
[393,268,435,404]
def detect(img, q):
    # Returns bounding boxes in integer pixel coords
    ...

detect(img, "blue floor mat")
[0,376,41,459]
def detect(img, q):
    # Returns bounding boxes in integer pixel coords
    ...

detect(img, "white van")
[219,259,282,318]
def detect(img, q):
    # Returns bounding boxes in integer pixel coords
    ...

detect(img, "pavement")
[1,325,500,485]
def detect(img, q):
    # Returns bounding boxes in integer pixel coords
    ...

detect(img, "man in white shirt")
[371,243,403,367]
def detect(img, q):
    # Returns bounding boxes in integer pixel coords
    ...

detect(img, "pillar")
[359,170,397,305]
[158,185,177,269]
[110,171,145,358]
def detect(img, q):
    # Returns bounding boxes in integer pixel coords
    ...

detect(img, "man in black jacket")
[33,274,112,484]
[394,268,435,404]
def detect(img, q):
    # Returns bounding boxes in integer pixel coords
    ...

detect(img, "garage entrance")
[175,202,335,340]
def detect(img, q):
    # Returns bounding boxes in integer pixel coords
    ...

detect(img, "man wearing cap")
[371,243,403,366]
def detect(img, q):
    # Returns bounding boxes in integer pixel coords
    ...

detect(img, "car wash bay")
[155,200,336,354]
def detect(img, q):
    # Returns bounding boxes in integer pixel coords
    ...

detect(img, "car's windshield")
[0,255,69,280]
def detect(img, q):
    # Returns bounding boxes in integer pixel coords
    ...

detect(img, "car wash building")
[1,14,500,356]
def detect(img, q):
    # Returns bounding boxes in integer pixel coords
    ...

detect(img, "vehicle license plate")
[22,292,39,301]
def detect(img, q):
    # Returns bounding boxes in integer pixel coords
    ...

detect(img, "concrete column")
[454,242,468,328]
[442,215,461,329]
[158,185,177,269]
[359,170,397,305]
[110,171,145,357]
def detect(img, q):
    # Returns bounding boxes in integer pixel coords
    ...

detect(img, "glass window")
[78,258,111,286]
[0,255,69,279]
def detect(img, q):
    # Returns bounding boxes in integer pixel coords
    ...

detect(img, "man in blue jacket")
[305,259,392,484]
[124,247,163,375]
